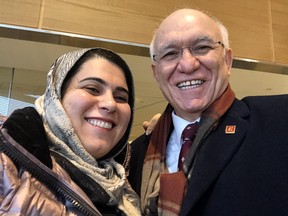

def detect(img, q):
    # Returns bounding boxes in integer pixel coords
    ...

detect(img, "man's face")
[152,9,233,121]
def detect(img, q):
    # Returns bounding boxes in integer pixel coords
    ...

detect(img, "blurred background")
[0,1,287,141]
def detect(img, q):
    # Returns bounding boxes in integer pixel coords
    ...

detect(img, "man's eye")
[193,45,213,54]
[161,50,179,60]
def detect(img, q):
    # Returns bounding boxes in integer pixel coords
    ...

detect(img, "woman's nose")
[98,93,117,112]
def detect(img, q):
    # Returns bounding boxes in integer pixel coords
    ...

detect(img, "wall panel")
[39,0,275,62]
[41,0,186,45]
[0,0,41,27]
[271,0,288,65]
[0,0,287,65]
[189,0,272,62]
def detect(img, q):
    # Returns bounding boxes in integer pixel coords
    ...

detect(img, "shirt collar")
[172,111,200,143]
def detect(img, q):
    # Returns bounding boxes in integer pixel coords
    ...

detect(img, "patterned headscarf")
[35,48,140,215]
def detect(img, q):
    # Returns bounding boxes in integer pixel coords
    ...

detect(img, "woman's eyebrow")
[116,86,129,95]
[79,77,129,94]
[80,77,106,85]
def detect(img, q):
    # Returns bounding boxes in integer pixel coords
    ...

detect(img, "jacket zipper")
[0,129,102,216]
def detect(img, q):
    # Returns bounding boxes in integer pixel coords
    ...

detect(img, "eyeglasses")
[153,40,224,65]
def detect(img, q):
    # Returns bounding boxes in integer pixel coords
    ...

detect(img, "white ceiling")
[1,36,288,141]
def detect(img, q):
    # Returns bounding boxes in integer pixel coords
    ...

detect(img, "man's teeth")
[87,119,112,129]
[177,80,204,89]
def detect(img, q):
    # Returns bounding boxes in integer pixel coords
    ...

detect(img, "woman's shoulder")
[0,149,100,215]
[0,151,73,214]
[1,107,53,168]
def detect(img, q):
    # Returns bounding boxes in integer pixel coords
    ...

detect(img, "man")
[128,8,288,216]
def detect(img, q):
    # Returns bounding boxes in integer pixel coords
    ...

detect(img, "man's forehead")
[155,11,219,45]
[155,25,217,48]
[162,9,210,24]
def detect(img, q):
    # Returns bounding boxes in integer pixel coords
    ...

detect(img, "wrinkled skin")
[152,9,233,121]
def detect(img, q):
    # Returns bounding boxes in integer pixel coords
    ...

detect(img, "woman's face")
[62,57,131,159]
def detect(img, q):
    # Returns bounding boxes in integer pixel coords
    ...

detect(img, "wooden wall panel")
[41,0,273,62]
[0,0,41,27]
[41,0,186,45]
[271,0,288,65]
[185,0,272,62]
[0,0,287,65]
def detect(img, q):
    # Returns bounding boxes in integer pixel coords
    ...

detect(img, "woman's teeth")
[87,119,112,129]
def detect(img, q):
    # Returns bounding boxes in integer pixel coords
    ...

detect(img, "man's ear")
[151,64,161,88]
[224,48,233,76]
[152,64,158,81]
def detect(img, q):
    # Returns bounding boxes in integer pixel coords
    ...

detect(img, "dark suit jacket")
[128,95,288,216]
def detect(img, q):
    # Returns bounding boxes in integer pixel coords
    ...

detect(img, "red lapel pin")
[225,125,236,134]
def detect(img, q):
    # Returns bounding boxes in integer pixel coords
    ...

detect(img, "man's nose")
[178,49,200,72]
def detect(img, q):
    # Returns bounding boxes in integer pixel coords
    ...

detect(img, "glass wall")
[0,66,46,117]
[0,27,287,140]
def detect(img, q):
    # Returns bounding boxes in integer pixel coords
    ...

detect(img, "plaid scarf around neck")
[141,85,235,215]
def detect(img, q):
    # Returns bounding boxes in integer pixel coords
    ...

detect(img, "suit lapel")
[181,100,249,215]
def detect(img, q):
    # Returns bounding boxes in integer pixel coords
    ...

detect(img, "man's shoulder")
[242,94,288,101]
[130,133,151,151]
[128,133,152,194]
[242,94,288,107]
[224,94,288,119]
[239,94,288,119]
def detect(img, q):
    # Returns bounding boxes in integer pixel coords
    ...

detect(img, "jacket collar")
[181,99,250,215]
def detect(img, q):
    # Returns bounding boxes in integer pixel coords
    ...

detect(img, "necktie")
[178,123,198,171]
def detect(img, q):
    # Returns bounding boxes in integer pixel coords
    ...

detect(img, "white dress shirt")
[166,111,200,173]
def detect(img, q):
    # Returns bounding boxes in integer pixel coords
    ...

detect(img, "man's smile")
[177,80,204,89]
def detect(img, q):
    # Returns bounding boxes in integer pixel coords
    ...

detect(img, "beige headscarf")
[35,48,140,215]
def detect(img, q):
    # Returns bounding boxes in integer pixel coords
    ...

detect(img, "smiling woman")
[0,48,140,215]
[61,57,131,159]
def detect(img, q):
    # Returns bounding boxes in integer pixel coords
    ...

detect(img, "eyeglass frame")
[152,40,225,64]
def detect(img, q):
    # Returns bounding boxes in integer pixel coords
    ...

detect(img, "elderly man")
[128,8,288,216]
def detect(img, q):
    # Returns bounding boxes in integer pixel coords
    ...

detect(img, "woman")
[0,48,140,215]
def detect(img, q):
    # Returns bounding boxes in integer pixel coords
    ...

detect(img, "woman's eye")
[193,45,213,54]
[85,87,101,94]
[114,94,129,103]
